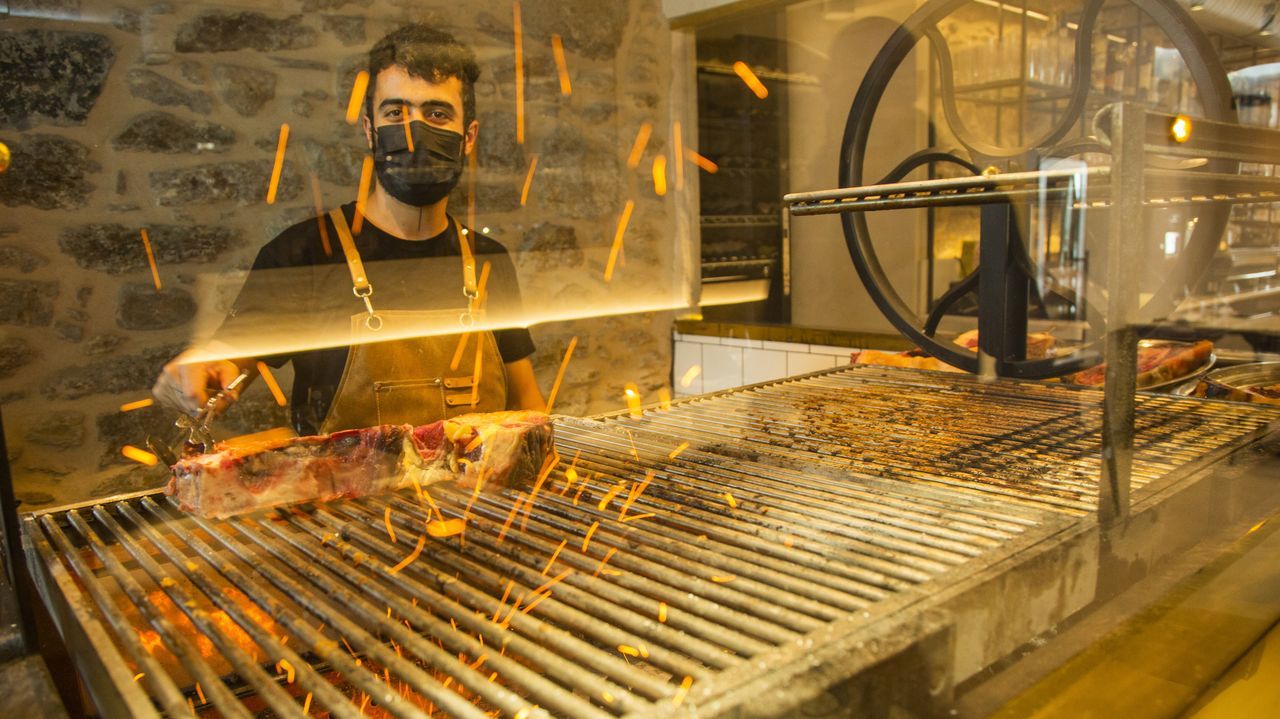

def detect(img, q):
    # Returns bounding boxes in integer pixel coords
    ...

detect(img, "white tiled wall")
[673,332,855,397]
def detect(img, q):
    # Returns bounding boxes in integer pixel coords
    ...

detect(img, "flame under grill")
[23,366,1280,718]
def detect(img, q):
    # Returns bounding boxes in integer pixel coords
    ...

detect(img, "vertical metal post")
[1099,103,1144,525]
[0,406,39,654]
[977,202,1030,373]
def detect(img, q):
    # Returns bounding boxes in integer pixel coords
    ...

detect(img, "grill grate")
[23,366,1280,718]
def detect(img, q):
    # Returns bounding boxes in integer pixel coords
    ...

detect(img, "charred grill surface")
[22,366,1280,718]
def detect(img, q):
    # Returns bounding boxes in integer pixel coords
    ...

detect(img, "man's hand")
[154,351,254,416]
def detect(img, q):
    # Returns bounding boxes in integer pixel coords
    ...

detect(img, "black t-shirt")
[218,202,535,434]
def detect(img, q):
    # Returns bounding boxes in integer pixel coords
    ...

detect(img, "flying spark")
[686,149,718,173]
[514,2,525,144]
[668,442,689,460]
[552,34,572,95]
[140,229,162,290]
[427,518,465,538]
[624,382,643,418]
[544,335,578,415]
[542,538,568,575]
[309,174,332,256]
[673,122,684,190]
[266,123,289,204]
[120,398,153,412]
[582,520,599,552]
[122,445,157,466]
[520,155,538,206]
[658,602,667,623]
[673,676,694,706]
[384,506,397,544]
[593,547,618,577]
[345,71,369,124]
[652,154,667,196]
[353,156,375,235]
[679,365,701,387]
[256,361,287,406]
[626,123,652,169]
[733,61,769,98]
[389,531,426,574]
[603,199,635,282]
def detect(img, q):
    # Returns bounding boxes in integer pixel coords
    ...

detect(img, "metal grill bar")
[252,509,618,719]
[67,506,332,718]
[21,365,1280,718]
[39,514,201,719]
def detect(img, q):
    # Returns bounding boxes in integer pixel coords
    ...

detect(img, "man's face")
[363,65,478,155]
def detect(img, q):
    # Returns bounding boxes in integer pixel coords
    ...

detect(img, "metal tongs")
[148,371,250,466]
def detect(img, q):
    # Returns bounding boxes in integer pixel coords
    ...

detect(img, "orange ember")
[345,71,369,124]
[733,61,769,99]
[626,123,652,169]
[603,199,635,283]
[551,34,572,95]
[266,123,289,204]
[140,229,162,291]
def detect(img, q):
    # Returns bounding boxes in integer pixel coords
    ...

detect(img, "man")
[155,25,545,436]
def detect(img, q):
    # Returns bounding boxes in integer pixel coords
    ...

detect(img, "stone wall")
[0,0,678,509]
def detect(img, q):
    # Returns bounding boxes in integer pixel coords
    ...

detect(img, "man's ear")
[363,113,373,151]
[463,119,479,156]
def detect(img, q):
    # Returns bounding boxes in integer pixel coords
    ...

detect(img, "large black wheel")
[840,0,1235,376]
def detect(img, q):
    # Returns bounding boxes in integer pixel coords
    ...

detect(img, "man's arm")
[504,357,546,412]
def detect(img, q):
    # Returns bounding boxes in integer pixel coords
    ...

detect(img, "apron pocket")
[373,378,444,426]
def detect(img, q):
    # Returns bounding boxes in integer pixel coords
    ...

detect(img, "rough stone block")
[83,333,127,356]
[148,160,302,206]
[0,336,36,379]
[176,12,318,53]
[24,410,86,449]
[127,68,214,115]
[42,343,180,400]
[476,110,521,171]
[322,15,366,45]
[213,64,277,117]
[272,57,331,72]
[0,29,114,130]
[0,279,58,327]
[59,223,240,274]
[0,245,49,274]
[113,111,235,153]
[113,8,142,34]
[302,138,365,185]
[478,3,626,60]
[0,134,97,209]
[54,321,84,342]
[518,222,584,272]
[116,282,197,330]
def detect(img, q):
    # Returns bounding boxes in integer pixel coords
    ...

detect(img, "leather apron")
[319,209,507,433]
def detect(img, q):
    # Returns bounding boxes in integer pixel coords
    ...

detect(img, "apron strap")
[455,217,478,300]
[329,208,371,296]
[329,208,478,326]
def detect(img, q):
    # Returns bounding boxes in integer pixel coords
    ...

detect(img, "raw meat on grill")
[167,410,553,518]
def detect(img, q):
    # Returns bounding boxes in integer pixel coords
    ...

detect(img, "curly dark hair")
[365,24,481,125]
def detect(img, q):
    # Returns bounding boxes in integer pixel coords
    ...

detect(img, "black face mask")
[371,120,465,207]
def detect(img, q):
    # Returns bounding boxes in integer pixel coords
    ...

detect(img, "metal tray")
[1194,361,1280,406]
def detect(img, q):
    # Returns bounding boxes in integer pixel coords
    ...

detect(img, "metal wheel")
[839,0,1236,376]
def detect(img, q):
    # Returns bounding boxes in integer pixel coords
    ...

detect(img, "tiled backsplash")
[673,331,855,396]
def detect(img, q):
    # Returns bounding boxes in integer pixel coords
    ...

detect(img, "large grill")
[22,366,1280,718]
